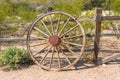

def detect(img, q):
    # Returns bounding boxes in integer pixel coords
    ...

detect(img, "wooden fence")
[0,8,120,64]
[93,8,120,64]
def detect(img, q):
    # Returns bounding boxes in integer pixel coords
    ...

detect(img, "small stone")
[102,64,106,67]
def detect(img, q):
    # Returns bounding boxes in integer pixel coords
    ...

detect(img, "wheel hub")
[49,35,61,46]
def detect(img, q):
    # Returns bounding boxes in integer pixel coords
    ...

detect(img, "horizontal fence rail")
[99,48,120,53]
[0,37,43,42]
[102,16,120,20]
[1,33,120,42]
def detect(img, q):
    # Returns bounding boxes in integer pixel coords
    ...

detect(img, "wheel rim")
[26,12,86,71]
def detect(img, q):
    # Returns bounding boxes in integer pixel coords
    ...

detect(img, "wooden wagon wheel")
[26,11,86,71]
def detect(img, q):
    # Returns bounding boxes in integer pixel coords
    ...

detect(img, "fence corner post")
[93,8,102,64]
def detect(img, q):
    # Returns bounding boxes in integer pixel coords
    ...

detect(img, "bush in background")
[0,0,37,23]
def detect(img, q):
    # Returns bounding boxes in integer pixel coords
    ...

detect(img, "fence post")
[93,8,102,64]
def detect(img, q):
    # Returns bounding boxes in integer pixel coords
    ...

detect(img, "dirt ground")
[0,64,120,80]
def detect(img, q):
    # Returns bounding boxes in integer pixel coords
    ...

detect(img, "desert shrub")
[0,46,34,71]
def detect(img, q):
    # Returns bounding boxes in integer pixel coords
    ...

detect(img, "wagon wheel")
[26,12,86,71]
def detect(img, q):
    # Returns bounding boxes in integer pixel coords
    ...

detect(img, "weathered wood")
[1,33,120,42]
[99,48,120,53]
[102,16,120,20]
[86,33,120,37]
[42,18,95,26]
[0,48,94,53]
[0,19,94,29]
[101,33,120,37]
[93,8,102,64]
[78,18,95,21]
[102,53,120,64]
[85,33,120,37]
[0,37,42,42]
[0,38,27,42]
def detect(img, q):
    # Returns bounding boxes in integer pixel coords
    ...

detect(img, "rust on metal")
[49,35,61,46]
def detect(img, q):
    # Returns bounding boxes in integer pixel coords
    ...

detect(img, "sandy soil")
[0,64,120,80]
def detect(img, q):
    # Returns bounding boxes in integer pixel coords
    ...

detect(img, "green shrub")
[13,1,37,22]
[111,0,120,14]
[0,0,13,23]
[0,46,34,71]
[16,8,37,22]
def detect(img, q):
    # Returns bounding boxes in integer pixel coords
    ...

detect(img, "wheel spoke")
[33,45,50,57]
[56,14,62,34]
[59,46,72,65]
[49,47,55,68]
[40,46,52,64]
[62,34,83,39]
[30,35,48,40]
[49,14,54,34]
[61,44,77,56]
[30,42,48,47]
[56,47,61,68]
[62,41,83,47]
[60,24,79,37]
[41,20,52,35]
[34,27,49,37]
[58,17,71,36]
